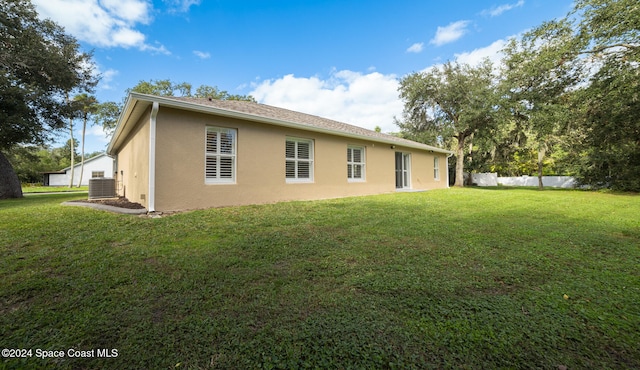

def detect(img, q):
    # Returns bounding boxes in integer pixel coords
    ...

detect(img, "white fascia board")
[106,94,140,155]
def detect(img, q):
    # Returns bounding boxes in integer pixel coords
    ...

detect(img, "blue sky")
[33,0,574,154]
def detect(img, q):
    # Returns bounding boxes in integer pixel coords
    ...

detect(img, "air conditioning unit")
[88,178,116,199]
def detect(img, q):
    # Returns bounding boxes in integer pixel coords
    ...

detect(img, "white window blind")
[206,127,236,184]
[286,138,313,182]
[347,146,365,181]
[434,156,440,180]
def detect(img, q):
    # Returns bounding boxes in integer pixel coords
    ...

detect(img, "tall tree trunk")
[77,115,87,187]
[537,145,546,190]
[466,133,474,186]
[0,151,23,199]
[454,134,466,187]
[68,119,75,188]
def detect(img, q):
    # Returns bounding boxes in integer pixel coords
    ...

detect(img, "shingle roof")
[164,96,451,153]
[108,92,452,155]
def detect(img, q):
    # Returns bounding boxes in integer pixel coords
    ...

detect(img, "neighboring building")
[43,153,114,186]
[107,92,453,212]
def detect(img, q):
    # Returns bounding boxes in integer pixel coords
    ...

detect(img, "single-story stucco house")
[43,153,114,186]
[106,92,453,212]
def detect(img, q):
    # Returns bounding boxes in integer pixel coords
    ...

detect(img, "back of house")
[107,93,452,212]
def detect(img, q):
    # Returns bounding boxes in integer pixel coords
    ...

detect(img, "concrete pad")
[62,201,148,215]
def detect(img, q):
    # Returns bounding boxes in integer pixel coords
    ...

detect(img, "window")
[434,157,440,180]
[347,146,365,181]
[92,171,104,178]
[205,127,236,184]
[286,137,313,182]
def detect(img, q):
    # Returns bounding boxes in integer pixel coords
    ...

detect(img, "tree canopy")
[500,18,582,188]
[511,0,640,190]
[398,59,499,187]
[0,0,97,198]
[98,79,257,137]
[569,0,640,191]
[0,0,96,150]
[396,0,639,191]
[125,79,257,102]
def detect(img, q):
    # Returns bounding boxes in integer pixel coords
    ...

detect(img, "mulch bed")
[71,197,146,209]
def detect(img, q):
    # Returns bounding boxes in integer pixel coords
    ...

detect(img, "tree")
[92,79,257,140]
[72,94,98,187]
[0,0,97,198]
[67,95,75,188]
[94,101,122,138]
[96,80,256,141]
[2,145,40,183]
[500,18,582,189]
[511,0,639,191]
[570,0,640,191]
[397,59,500,187]
[572,57,639,190]
[126,79,256,102]
[0,151,21,196]
[125,79,192,97]
[3,143,76,183]
[194,84,257,101]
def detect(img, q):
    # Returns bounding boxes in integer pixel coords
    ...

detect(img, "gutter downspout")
[446,152,453,188]
[148,102,159,212]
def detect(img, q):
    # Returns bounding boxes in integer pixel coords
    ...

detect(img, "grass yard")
[1,188,638,369]
[21,185,88,193]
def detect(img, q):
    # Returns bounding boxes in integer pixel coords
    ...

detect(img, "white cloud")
[416,37,511,78]
[164,0,202,13]
[87,125,111,144]
[406,42,424,53]
[481,0,525,17]
[193,50,211,59]
[250,70,404,134]
[454,38,509,66]
[110,27,146,47]
[71,125,110,154]
[141,43,171,55]
[430,20,471,46]
[32,0,169,54]
[93,65,119,91]
[100,0,151,23]
[102,68,118,81]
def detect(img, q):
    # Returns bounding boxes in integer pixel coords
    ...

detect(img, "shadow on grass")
[0,192,88,211]
[464,185,582,192]
[464,185,638,196]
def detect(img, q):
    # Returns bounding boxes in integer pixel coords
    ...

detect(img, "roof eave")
[108,92,454,155]
[106,94,140,155]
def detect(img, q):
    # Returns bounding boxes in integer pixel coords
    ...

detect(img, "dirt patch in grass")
[70,197,146,209]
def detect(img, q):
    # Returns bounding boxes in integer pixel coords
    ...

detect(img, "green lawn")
[1,189,638,369]
[21,185,88,193]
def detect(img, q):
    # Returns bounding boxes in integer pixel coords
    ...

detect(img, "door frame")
[395,152,411,189]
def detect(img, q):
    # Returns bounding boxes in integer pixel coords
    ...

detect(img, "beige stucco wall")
[114,109,151,208]
[146,107,448,211]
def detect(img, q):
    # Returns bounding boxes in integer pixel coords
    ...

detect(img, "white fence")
[469,173,577,188]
